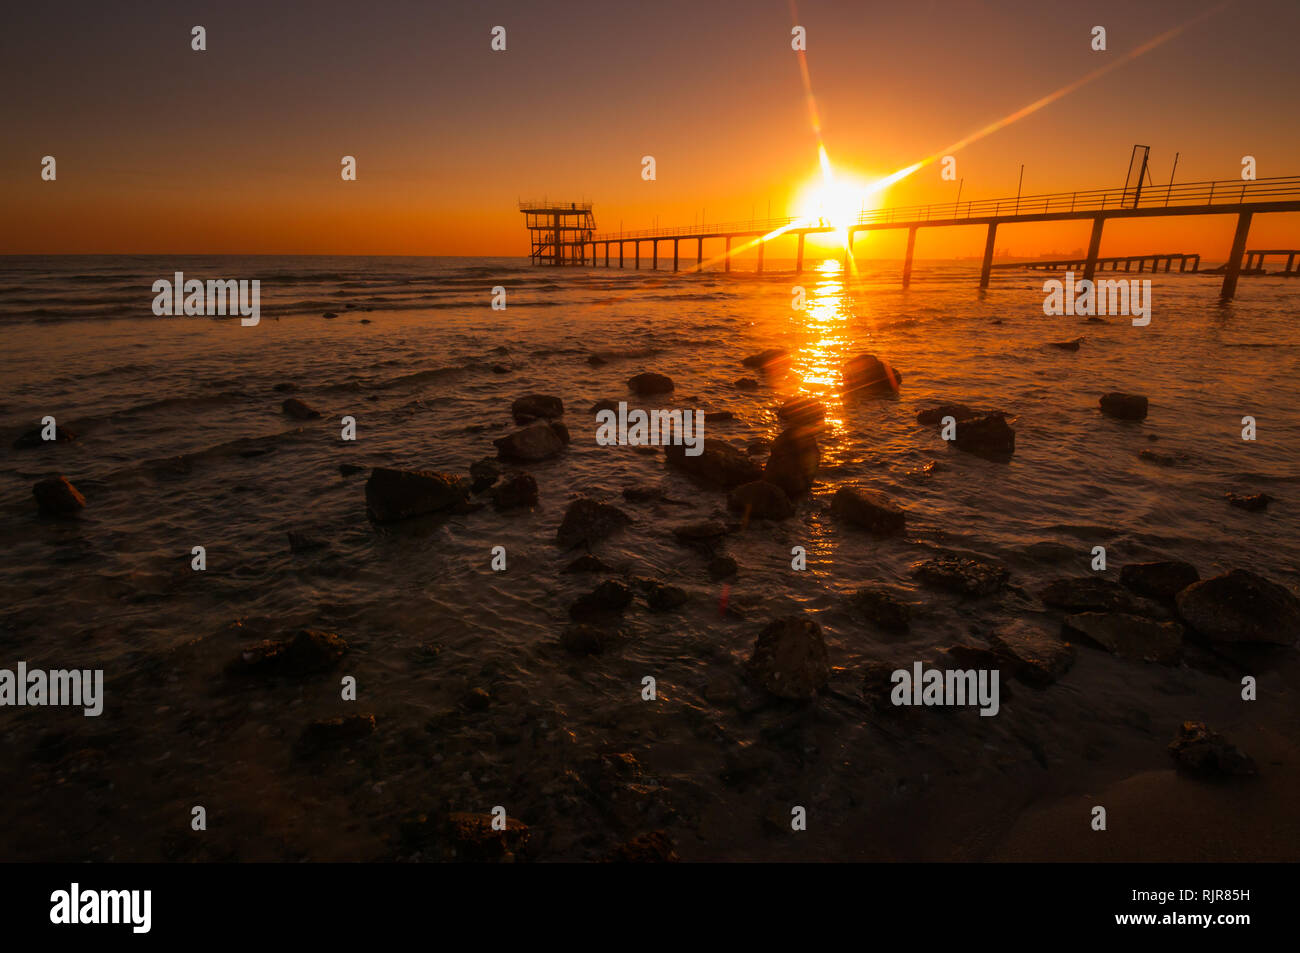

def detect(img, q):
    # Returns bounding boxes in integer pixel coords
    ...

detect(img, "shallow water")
[1,255,1297,861]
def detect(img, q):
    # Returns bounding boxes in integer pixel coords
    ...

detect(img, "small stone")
[644,582,689,612]
[1226,492,1273,512]
[842,354,902,395]
[493,421,566,462]
[989,621,1075,685]
[1099,392,1148,421]
[282,397,321,420]
[365,467,468,522]
[568,581,634,622]
[226,629,348,677]
[627,372,674,396]
[603,832,680,862]
[848,586,911,633]
[912,554,1009,597]
[1175,569,1300,645]
[1119,561,1199,602]
[1168,721,1257,777]
[560,623,610,655]
[491,471,538,510]
[708,555,739,580]
[511,394,564,422]
[295,713,375,756]
[556,498,632,549]
[734,377,760,390]
[741,348,790,372]
[469,457,500,493]
[728,480,795,520]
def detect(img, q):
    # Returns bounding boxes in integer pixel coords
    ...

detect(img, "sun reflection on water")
[789,258,857,435]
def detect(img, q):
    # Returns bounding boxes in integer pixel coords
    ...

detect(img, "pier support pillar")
[1082,216,1105,284]
[725,236,731,272]
[757,240,764,273]
[697,238,703,268]
[653,240,658,271]
[619,242,624,268]
[902,226,917,288]
[672,239,678,272]
[1221,211,1253,301]
[1287,252,1296,275]
[979,222,998,289]
[604,243,609,267]
[796,233,805,274]
[635,241,640,270]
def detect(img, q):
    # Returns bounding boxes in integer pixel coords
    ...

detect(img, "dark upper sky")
[2,0,1296,255]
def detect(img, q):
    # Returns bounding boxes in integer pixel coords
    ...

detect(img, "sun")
[794,169,881,243]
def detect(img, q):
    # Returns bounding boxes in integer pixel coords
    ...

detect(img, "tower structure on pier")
[519,200,595,265]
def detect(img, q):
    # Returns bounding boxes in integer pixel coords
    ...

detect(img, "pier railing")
[590,215,805,242]
[856,175,1300,225]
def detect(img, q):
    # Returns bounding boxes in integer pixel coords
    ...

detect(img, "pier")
[992,253,1200,273]
[565,175,1300,300]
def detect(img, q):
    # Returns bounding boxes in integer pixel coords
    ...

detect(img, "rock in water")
[953,414,1015,459]
[762,425,820,498]
[665,439,762,489]
[741,348,790,372]
[365,467,468,522]
[627,372,674,396]
[989,621,1075,685]
[777,396,825,426]
[830,486,906,535]
[568,580,634,621]
[708,555,739,580]
[748,616,830,700]
[493,421,566,462]
[1174,569,1300,645]
[281,397,322,420]
[848,586,911,633]
[32,476,85,515]
[1048,338,1083,351]
[469,457,500,493]
[1061,612,1183,663]
[733,377,760,390]
[842,354,902,396]
[13,426,76,448]
[727,480,794,520]
[1040,577,1163,617]
[1099,392,1148,420]
[560,623,609,655]
[912,554,1009,597]
[644,582,689,612]
[1120,561,1199,602]
[555,498,632,549]
[916,403,996,426]
[226,629,348,677]
[511,394,564,422]
[1168,722,1257,777]
[490,471,538,510]
[1226,491,1273,512]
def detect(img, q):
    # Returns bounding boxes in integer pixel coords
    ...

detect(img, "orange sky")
[2,0,1297,259]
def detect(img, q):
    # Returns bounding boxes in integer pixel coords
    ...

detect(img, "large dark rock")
[1120,561,1199,602]
[830,486,906,535]
[282,397,321,420]
[741,348,790,372]
[1168,722,1257,777]
[912,554,1009,597]
[1062,612,1183,663]
[365,467,468,522]
[842,354,902,396]
[727,480,794,520]
[32,476,85,515]
[491,471,538,510]
[989,621,1075,685]
[555,498,631,549]
[734,377,760,391]
[226,629,348,677]
[1226,491,1273,512]
[493,421,567,462]
[665,439,762,489]
[511,394,564,422]
[643,582,689,612]
[953,414,1015,459]
[1175,569,1300,645]
[762,425,820,498]
[627,372,674,396]
[748,616,830,700]
[1099,392,1148,420]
